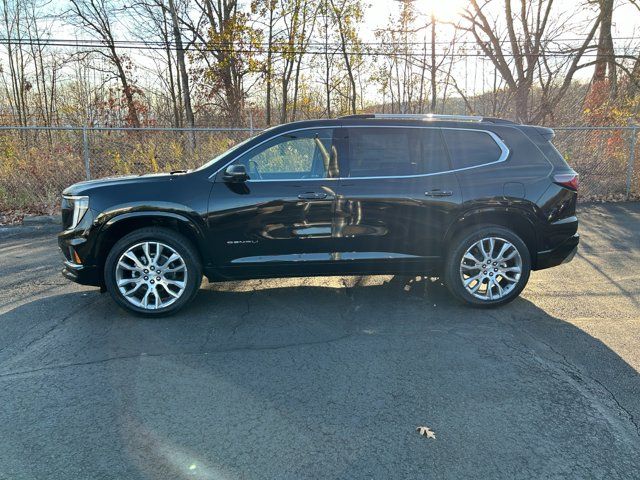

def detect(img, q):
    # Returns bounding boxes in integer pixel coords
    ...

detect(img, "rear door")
[334,126,462,265]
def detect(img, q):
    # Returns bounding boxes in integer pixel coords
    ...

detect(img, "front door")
[208,127,342,273]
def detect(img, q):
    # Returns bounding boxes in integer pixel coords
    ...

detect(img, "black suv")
[59,114,579,315]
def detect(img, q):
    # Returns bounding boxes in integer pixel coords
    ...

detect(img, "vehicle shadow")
[0,276,639,479]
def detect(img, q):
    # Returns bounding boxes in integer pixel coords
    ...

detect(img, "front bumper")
[58,224,102,287]
[535,233,579,270]
[61,260,101,286]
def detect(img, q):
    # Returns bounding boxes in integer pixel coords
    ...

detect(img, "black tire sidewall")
[104,228,202,316]
[444,226,531,308]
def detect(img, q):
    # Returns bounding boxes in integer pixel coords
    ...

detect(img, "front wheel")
[444,226,531,308]
[104,227,202,316]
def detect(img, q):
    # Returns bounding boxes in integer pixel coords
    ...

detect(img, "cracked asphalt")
[0,202,639,479]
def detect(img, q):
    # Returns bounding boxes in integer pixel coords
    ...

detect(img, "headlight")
[64,195,89,229]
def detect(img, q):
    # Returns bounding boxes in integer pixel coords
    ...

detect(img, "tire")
[444,225,531,308]
[104,227,202,317]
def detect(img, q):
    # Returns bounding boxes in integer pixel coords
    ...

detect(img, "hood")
[62,172,186,196]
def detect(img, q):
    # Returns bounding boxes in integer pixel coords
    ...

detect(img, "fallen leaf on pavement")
[416,426,436,439]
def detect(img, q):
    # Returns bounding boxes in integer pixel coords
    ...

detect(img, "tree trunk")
[330,0,357,114]
[589,0,617,98]
[168,0,195,129]
[161,7,181,127]
[113,54,142,128]
[430,14,437,112]
[265,1,274,126]
[324,0,331,116]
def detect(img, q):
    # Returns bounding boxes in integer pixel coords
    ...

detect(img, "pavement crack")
[589,375,640,436]
[535,337,640,437]
[0,331,359,380]
[0,300,89,358]
[232,298,251,336]
[500,336,640,439]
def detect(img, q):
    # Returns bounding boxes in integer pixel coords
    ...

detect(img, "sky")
[365,0,640,35]
[4,0,640,104]
[361,0,640,90]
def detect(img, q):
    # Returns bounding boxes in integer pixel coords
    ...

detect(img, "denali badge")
[226,240,259,245]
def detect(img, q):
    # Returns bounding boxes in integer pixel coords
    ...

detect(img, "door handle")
[298,192,328,200]
[425,189,453,197]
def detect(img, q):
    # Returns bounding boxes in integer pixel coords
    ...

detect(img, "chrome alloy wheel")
[459,237,523,301]
[115,241,188,310]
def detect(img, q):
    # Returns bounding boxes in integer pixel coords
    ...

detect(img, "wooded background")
[1,0,639,128]
[0,0,639,217]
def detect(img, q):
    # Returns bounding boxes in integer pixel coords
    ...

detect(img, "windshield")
[195,134,257,171]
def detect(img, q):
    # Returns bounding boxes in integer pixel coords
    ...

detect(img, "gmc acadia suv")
[59,114,579,316]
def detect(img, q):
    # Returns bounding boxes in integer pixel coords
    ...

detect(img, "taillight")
[553,173,579,191]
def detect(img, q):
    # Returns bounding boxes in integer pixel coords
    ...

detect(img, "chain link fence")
[0,126,256,213]
[0,125,638,213]
[553,126,639,202]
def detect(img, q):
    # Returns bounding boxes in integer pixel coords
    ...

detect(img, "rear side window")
[538,141,570,169]
[442,129,503,169]
[347,127,449,177]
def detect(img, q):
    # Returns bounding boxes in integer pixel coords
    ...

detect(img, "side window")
[233,129,336,180]
[347,127,450,177]
[420,128,450,174]
[442,129,503,169]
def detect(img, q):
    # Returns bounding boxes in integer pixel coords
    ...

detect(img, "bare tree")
[328,0,363,114]
[166,0,195,129]
[460,0,601,123]
[275,0,317,122]
[128,0,181,126]
[179,0,261,125]
[290,0,318,120]
[254,0,278,125]
[590,0,617,97]
[1,0,30,126]
[69,0,143,127]
[22,0,60,128]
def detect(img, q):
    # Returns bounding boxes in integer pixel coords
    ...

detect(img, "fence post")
[626,126,638,201]
[82,126,91,180]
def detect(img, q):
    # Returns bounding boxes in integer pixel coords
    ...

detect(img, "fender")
[102,210,206,237]
[90,206,210,266]
[444,202,540,260]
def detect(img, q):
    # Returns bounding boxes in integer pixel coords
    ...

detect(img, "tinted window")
[233,129,336,180]
[347,127,449,177]
[442,129,503,169]
[421,129,450,173]
[538,141,570,168]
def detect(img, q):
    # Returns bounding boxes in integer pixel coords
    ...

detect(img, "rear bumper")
[534,233,579,270]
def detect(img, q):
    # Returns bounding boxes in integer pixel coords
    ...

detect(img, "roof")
[340,113,517,125]
[255,114,523,137]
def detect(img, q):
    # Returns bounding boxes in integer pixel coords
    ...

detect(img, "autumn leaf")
[416,426,436,439]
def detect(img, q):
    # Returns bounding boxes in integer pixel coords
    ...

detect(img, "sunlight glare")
[422,0,465,21]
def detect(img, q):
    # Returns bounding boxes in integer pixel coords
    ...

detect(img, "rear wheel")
[104,227,202,316]
[444,226,531,308]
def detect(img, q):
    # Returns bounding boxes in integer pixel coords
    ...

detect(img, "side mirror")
[223,164,249,183]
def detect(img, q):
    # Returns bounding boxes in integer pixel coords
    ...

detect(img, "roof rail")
[478,116,517,125]
[340,113,516,124]
[374,113,484,122]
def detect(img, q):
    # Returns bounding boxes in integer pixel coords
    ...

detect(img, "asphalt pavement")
[0,202,639,479]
